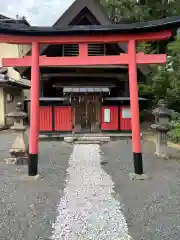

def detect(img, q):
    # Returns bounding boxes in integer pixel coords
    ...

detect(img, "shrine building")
[21,0,147,135]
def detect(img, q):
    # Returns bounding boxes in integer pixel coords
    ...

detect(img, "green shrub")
[168,115,180,143]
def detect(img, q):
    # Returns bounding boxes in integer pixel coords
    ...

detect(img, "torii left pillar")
[128,40,143,176]
[28,42,40,176]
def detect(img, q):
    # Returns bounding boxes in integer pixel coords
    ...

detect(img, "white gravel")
[51,144,132,240]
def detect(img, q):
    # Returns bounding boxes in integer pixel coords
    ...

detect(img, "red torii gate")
[0,18,178,177]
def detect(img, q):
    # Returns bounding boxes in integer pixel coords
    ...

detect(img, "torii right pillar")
[128,40,143,176]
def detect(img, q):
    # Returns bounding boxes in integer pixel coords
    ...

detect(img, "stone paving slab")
[101,139,180,240]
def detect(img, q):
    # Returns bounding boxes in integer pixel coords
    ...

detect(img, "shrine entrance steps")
[64,136,110,144]
[39,132,141,143]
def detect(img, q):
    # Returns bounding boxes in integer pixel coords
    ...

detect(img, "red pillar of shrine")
[28,42,40,176]
[128,40,143,175]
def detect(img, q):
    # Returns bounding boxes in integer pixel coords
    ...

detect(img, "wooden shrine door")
[72,94,101,133]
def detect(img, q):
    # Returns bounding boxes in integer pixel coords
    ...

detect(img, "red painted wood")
[2,56,31,67]
[136,52,166,64]
[120,106,132,131]
[0,30,171,44]
[128,40,141,152]
[2,54,128,67]
[79,43,88,56]
[101,106,118,131]
[39,106,52,131]
[2,53,167,67]
[29,42,40,154]
[54,106,72,131]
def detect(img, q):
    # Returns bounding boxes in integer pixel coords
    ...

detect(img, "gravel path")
[52,144,132,240]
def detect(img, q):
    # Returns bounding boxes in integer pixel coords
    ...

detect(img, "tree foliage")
[98,0,180,142]
[99,0,142,23]
[99,0,180,111]
[99,0,180,23]
[138,40,180,111]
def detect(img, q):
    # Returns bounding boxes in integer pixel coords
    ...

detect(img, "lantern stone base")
[129,172,151,180]
[154,131,169,159]
[4,149,28,165]
[154,152,169,160]
[4,156,28,165]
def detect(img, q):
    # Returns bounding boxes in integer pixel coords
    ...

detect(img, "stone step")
[64,136,110,143]
[74,140,101,144]
[76,136,110,141]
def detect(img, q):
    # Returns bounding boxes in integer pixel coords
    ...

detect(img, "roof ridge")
[0,14,14,20]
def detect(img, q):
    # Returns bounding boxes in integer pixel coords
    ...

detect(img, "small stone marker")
[151,99,172,159]
[4,102,28,165]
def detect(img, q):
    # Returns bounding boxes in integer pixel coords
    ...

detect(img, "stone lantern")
[5,102,28,165]
[151,99,172,159]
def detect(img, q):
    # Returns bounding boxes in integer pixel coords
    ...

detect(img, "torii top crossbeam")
[0,15,180,44]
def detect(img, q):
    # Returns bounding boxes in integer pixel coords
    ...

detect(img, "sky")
[0,0,75,26]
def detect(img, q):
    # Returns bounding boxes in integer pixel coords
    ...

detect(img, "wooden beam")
[28,42,40,176]
[128,39,143,174]
[79,44,88,57]
[2,54,129,67]
[136,52,167,64]
[42,72,126,78]
[0,30,171,44]
[41,55,130,66]
[2,56,32,67]
[2,53,167,67]
[52,83,116,88]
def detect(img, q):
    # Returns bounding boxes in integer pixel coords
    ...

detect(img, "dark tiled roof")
[0,73,30,89]
[0,14,30,26]
[0,16,180,35]
[63,87,110,93]
[0,14,12,20]
[0,67,8,74]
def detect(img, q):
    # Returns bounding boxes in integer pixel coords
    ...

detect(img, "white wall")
[0,88,5,126]
[0,43,31,81]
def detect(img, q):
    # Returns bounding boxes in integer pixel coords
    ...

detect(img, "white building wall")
[0,43,31,126]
